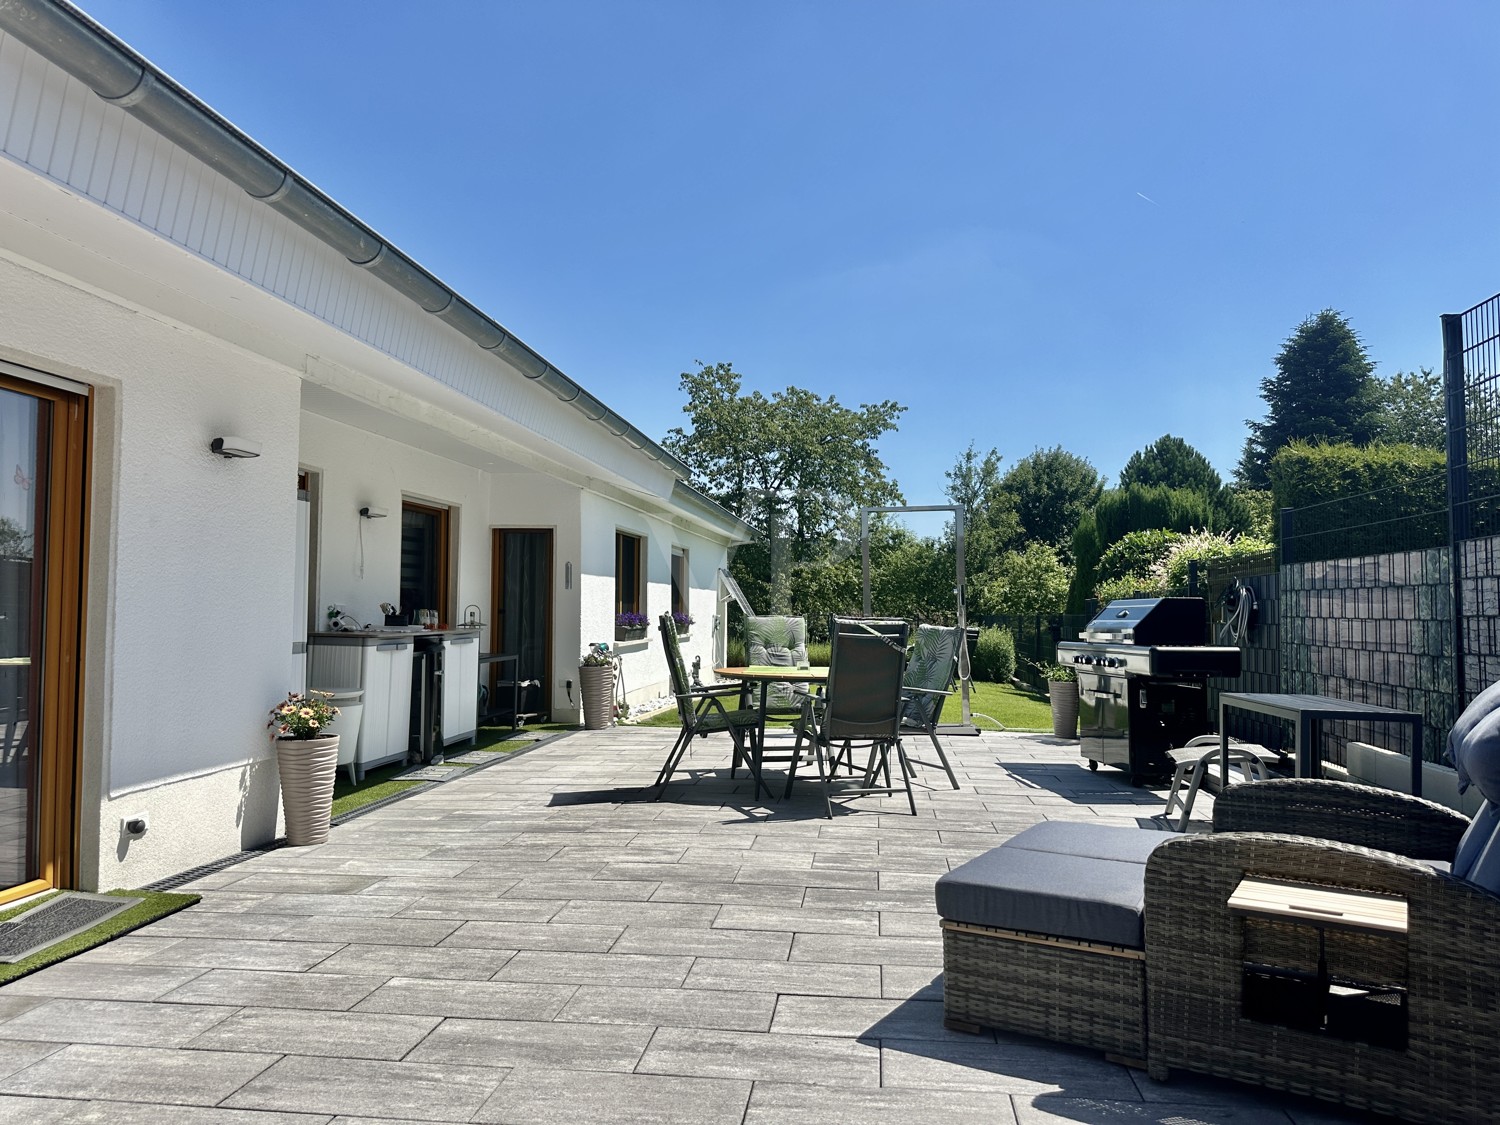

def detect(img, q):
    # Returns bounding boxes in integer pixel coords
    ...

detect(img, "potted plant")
[672,611,693,635]
[579,643,616,729]
[268,690,341,846]
[1036,661,1079,739]
[615,611,648,642]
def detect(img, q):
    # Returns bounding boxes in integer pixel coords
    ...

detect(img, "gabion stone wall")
[1280,548,1455,767]
[1461,533,1500,699]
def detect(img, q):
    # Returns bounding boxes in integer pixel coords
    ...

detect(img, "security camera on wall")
[210,436,261,458]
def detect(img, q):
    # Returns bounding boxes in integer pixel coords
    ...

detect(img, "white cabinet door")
[383,641,414,763]
[442,635,480,744]
[358,644,392,769]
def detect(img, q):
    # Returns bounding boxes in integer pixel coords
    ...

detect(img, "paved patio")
[0,726,1382,1124]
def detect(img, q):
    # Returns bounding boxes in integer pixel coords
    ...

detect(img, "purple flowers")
[615,612,648,629]
[672,611,694,629]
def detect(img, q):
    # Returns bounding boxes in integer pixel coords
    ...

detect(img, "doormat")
[392,764,470,782]
[443,750,502,764]
[0,889,200,987]
[0,892,142,963]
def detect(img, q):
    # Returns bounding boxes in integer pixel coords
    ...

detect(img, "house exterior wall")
[0,26,744,893]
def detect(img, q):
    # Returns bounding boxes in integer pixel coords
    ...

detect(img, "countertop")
[310,627,483,642]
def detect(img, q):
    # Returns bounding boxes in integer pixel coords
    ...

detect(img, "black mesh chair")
[786,616,914,818]
[651,613,765,798]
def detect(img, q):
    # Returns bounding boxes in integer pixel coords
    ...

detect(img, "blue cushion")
[936,845,1149,948]
[1453,706,1500,807]
[1446,679,1500,792]
[1001,820,1174,866]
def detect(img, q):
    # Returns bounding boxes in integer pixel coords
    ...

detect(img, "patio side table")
[1217,693,1423,797]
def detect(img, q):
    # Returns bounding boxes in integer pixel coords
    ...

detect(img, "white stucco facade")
[0,22,749,892]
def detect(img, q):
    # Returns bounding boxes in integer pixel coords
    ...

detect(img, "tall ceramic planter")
[1049,680,1079,739]
[579,665,616,730]
[276,735,340,846]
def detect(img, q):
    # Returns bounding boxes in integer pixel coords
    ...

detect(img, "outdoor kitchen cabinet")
[308,633,414,777]
[441,632,480,746]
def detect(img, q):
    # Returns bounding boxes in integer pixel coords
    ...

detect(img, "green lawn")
[634,680,1053,732]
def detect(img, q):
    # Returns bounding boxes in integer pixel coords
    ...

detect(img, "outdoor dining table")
[714,665,829,796]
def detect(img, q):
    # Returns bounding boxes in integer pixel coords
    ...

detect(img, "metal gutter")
[671,481,755,544]
[0,0,692,479]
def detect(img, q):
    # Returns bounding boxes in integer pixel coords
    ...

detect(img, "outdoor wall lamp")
[210,435,261,458]
[359,505,388,519]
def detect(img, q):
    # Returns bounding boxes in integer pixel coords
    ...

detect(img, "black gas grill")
[1057,597,1242,783]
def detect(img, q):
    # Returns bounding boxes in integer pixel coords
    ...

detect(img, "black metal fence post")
[1442,312,1470,711]
[1279,507,1294,567]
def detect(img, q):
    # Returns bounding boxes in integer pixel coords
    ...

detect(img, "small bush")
[1095,573,1162,603]
[1095,529,1182,584]
[971,626,1016,683]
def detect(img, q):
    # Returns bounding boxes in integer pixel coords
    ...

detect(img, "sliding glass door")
[0,371,87,904]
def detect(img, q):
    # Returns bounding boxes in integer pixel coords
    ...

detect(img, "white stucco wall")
[0,247,300,891]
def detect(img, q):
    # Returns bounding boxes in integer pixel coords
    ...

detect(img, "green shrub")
[807,641,831,667]
[1095,574,1162,603]
[726,638,746,666]
[1095,529,1182,583]
[1158,530,1276,592]
[971,626,1016,683]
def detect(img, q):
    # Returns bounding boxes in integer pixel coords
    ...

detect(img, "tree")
[663,361,905,614]
[1237,309,1381,488]
[974,542,1070,618]
[1374,367,1445,451]
[944,443,1020,579]
[999,446,1105,558]
[0,517,30,559]
[1118,435,1222,494]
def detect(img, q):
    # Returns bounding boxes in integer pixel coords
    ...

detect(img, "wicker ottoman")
[935,821,1172,1062]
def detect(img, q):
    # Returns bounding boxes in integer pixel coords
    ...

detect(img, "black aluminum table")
[1217,692,1424,797]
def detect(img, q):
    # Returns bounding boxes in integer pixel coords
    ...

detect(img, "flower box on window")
[615,612,648,642]
[671,611,694,636]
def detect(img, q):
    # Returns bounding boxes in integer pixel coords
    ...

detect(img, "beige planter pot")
[579,665,616,730]
[1049,680,1079,739]
[276,735,339,846]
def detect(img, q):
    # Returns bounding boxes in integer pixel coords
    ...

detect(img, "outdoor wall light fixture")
[359,505,388,519]
[210,435,261,458]
[565,561,573,590]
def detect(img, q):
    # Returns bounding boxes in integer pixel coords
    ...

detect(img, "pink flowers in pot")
[268,690,340,740]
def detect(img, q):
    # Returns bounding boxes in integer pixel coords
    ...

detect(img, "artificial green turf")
[632,680,1054,733]
[0,888,200,987]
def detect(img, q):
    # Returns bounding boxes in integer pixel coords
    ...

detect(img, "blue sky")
[81,0,1500,505]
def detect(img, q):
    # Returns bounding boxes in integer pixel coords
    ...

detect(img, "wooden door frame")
[400,499,450,624]
[490,528,554,717]
[0,371,89,905]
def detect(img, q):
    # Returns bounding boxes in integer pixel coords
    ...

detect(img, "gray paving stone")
[803,887,938,912]
[53,1105,331,1124]
[223,1054,507,1120]
[0,999,236,1047]
[637,1027,879,1087]
[472,1067,751,1125]
[0,1042,277,1105]
[648,880,805,907]
[0,1094,79,1124]
[790,932,943,967]
[407,1017,651,1071]
[713,905,879,935]
[187,1006,440,1060]
[745,1081,1019,1124]
[284,916,465,946]
[207,874,382,895]
[156,969,386,1011]
[1015,1094,1294,1123]
[770,995,978,1041]
[683,957,883,998]
[734,866,879,890]
[549,901,720,928]
[395,896,559,921]
[1,963,209,1002]
[241,892,415,917]
[502,878,658,901]
[69,936,187,965]
[881,966,944,1001]
[879,1037,1140,1097]
[173,892,275,914]
[492,950,693,987]
[137,913,299,941]
[352,976,575,1020]
[442,919,622,952]
[612,924,793,959]
[307,942,516,980]
[878,911,941,937]
[558,984,776,1031]
[597,862,744,882]
[134,938,344,972]
[0,995,47,1022]
[0,1039,64,1080]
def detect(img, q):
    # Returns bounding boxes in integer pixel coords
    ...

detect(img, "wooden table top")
[714,665,829,681]
[1228,876,1408,935]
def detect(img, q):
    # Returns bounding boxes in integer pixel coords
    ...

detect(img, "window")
[615,531,643,616]
[401,500,450,622]
[671,547,688,620]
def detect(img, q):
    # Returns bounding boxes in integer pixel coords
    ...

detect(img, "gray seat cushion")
[1000,820,1174,865]
[936,845,1150,948]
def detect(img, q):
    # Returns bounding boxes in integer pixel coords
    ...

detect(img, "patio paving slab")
[491,949,693,987]
[743,1081,1020,1124]
[2,962,208,1002]
[471,1067,752,1125]
[304,943,516,981]
[223,1054,508,1121]
[637,1026,881,1087]
[185,1006,441,1059]
[0,1101,326,1125]
[0,1042,277,1106]
[406,1016,652,1071]
[556,983,777,1031]
[156,969,386,1011]
[352,976,575,1020]
[0,998,236,1047]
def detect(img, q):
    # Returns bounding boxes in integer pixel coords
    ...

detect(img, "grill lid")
[1081,597,1207,647]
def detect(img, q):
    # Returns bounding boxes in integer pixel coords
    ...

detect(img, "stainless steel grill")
[1058,597,1242,783]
